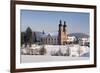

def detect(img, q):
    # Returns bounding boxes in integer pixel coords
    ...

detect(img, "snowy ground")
[21,44,90,56]
[21,44,90,63]
[21,55,89,63]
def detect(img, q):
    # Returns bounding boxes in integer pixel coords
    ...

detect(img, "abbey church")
[32,20,72,45]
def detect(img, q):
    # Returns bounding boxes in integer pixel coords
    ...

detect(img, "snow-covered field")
[21,44,90,57]
[21,44,90,63]
[21,55,89,63]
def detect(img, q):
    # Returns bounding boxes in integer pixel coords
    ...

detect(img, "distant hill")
[68,33,89,38]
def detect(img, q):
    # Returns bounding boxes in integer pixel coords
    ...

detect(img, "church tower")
[63,21,67,44]
[58,20,68,45]
[63,21,67,33]
[58,20,63,45]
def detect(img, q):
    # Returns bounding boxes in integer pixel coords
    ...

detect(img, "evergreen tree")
[25,27,32,47]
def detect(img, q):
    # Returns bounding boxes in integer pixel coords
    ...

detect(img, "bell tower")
[58,20,68,45]
[58,20,62,45]
[63,21,67,44]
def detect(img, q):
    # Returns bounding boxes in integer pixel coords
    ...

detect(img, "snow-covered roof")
[68,33,89,38]
[41,33,48,38]
[32,31,58,39]
[41,32,58,38]
[67,35,76,38]
[49,32,58,37]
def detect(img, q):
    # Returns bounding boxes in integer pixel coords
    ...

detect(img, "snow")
[21,44,90,63]
[21,44,90,57]
[21,55,89,63]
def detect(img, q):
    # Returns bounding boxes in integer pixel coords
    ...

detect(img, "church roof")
[49,32,58,37]
[33,31,58,39]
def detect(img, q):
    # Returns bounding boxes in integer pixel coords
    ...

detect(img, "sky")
[20,10,90,35]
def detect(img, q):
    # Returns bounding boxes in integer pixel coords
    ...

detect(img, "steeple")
[63,21,67,32]
[42,30,45,34]
[59,20,63,32]
[59,20,62,27]
[63,21,66,27]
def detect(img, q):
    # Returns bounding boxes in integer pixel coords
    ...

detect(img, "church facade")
[58,20,68,45]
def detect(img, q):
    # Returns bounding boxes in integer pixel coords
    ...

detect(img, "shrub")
[39,46,46,55]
